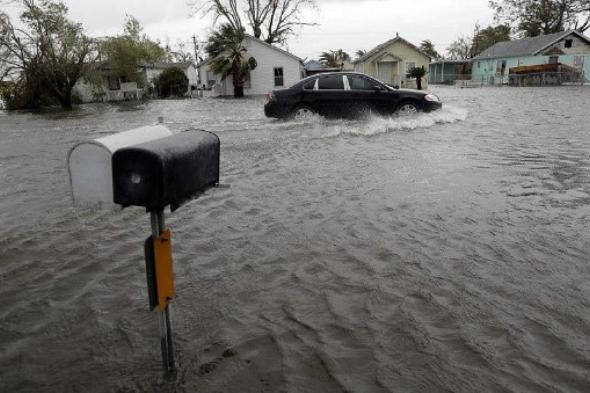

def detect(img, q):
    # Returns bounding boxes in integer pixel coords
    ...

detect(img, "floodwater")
[0,87,589,393]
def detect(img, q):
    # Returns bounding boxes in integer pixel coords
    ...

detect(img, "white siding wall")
[225,37,300,95]
[198,37,303,96]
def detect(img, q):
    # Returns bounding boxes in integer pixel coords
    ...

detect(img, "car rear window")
[318,75,344,90]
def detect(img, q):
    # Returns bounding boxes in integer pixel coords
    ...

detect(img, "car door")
[314,74,349,117]
[347,75,396,115]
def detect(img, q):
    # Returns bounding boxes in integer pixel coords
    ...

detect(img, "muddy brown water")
[0,87,589,393]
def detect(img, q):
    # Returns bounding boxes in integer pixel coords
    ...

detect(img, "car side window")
[303,79,316,90]
[349,75,380,90]
[348,75,369,90]
[318,75,344,90]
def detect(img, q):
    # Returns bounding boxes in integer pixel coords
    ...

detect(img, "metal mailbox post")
[112,130,220,372]
[68,127,220,374]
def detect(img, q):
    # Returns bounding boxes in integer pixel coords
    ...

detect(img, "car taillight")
[266,91,276,102]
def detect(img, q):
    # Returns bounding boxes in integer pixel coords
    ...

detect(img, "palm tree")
[355,49,367,60]
[205,24,257,98]
[319,49,351,69]
[409,66,427,90]
[419,40,440,60]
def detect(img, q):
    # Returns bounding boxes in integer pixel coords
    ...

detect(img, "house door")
[378,62,395,84]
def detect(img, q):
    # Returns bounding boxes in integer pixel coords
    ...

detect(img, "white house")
[73,62,198,103]
[198,35,305,96]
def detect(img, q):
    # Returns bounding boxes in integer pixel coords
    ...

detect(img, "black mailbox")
[112,130,220,211]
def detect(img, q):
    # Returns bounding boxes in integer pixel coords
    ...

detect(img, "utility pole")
[192,35,199,63]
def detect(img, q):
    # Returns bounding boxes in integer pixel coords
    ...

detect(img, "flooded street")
[1,86,589,392]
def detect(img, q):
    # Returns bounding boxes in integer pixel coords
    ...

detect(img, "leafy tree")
[155,67,189,98]
[409,66,426,90]
[419,40,440,59]
[489,0,590,36]
[0,0,98,109]
[446,36,473,59]
[101,16,165,87]
[471,24,511,56]
[355,49,367,59]
[191,0,317,44]
[319,49,350,69]
[205,24,257,98]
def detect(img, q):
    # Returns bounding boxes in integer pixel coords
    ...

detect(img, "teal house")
[428,60,471,84]
[471,30,590,85]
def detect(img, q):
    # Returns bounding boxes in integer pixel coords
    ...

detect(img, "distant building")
[471,30,590,85]
[73,62,198,102]
[198,35,305,96]
[304,59,339,76]
[353,34,431,89]
[428,60,472,84]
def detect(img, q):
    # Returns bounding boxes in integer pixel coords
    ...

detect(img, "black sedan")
[264,72,442,119]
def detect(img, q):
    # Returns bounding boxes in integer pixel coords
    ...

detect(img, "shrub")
[155,68,189,98]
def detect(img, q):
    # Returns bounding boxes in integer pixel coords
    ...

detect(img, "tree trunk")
[416,77,422,90]
[59,88,73,110]
[234,85,244,98]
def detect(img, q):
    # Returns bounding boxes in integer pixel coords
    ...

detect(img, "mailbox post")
[113,130,220,373]
[68,127,220,374]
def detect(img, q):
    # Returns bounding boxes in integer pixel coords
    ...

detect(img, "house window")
[565,39,573,48]
[477,61,481,69]
[274,67,284,86]
[405,61,416,77]
[549,56,559,64]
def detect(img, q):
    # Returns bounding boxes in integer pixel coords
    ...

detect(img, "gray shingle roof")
[473,30,590,60]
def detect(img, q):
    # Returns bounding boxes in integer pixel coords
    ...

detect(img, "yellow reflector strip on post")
[154,229,175,310]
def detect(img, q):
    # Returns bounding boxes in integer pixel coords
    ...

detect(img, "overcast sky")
[3,0,496,60]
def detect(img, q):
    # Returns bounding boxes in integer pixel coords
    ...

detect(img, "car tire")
[291,105,316,120]
[396,101,421,116]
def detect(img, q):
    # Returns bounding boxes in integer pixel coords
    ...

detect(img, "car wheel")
[292,106,316,120]
[397,102,420,116]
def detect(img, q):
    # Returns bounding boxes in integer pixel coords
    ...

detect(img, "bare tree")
[190,0,316,44]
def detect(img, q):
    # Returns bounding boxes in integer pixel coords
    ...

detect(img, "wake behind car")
[265,72,442,119]
[264,72,442,119]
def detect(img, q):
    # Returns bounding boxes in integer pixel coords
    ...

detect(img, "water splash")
[297,105,468,139]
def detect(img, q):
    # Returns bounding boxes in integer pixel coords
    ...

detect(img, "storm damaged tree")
[0,0,98,109]
[489,0,590,36]
[419,40,440,60]
[446,36,473,59]
[205,24,257,98]
[191,0,317,44]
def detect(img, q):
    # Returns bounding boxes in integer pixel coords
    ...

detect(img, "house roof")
[473,30,590,60]
[244,35,304,63]
[429,59,471,65]
[353,35,431,64]
[197,35,303,67]
[304,59,340,72]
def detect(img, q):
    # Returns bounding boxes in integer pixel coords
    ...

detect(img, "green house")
[471,30,590,85]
